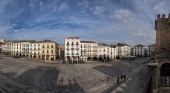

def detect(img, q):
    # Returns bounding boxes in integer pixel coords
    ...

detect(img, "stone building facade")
[148,14,170,93]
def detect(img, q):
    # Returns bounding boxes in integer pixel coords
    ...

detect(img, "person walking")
[124,74,126,81]
[121,75,123,80]
[107,77,110,85]
[117,77,120,84]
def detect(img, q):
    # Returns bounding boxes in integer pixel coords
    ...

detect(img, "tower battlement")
[155,13,170,53]
[157,14,170,18]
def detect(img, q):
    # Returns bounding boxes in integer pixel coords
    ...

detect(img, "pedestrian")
[124,74,126,81]
[117,77,119,84]
[121,75,123,80]
[107,77,110,84]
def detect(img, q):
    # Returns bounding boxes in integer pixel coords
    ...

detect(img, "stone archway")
[160,63,170,86]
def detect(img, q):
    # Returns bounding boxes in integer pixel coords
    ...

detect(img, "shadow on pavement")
[1,66,85,93]
[93,65,129,77]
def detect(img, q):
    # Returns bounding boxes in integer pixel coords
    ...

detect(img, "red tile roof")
[98,43,109,46]
[66,37,80,39]
[41,40,56,43]
[134,44,145,47]
[116,43,129,47]
[148,43,156,47]
[81,41,96,43]
[110,44,116,48]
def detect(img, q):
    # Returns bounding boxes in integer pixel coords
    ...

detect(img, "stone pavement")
[0,73,28,93]
[110,63,146,93]
[0,57,149,93]
[96,62,146,93]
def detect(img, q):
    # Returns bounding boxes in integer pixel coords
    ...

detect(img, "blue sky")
[0,0,169,46]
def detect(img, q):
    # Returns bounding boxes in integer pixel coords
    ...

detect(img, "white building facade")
[98,43,110,61]
[109,45,118,60]
[64,37,80,63]
[11,41,22,57]
[64,37,133,61]
[116,43,131,59]
[132,44,147,57]
[147,44,155,57]
[80,41,98,61]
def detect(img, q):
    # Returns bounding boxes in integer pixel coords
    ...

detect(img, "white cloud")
[90,6,105,15]
[110,9,134,21]
[39,1,43,6]
[58,2,69,10]
[153,2,168,14]
[14,29,19,32]
[77,1,89,8]
[53,6,58,12]
[0,0,11,13]
[70,16,82,25]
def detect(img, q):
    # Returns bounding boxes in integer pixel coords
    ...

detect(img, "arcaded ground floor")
[0,56,149,93]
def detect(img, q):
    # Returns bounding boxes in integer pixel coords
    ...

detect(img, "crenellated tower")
[155,14,170,53]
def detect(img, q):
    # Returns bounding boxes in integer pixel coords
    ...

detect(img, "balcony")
[66,48,70,50]
[76,44,79,46]
[76,48,79,50]
[76,53,79,55]
[67,53,70,55]
[71,44,74,46]
[71,53,74,55]
[66,43,70,45]
[71,48,74,50]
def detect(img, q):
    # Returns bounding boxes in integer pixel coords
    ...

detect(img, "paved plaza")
[0,57,149,93]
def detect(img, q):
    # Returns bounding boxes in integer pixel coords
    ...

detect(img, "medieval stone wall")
[155,14,170,53]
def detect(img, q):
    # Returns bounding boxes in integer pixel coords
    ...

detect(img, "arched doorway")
[160,63,170,86]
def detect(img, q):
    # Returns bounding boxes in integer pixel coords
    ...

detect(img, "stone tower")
[155,14,170,53]
[148,14,170,93]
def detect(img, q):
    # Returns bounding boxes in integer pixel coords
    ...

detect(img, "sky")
[0,0,169,46]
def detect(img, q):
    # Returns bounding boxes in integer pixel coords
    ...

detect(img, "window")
[42,50,44,53]
[47,50,49,53]
[51,45,53,48]
[160,63,170,86]
[47,45,49,48]
[42,45,44,48]
[67,42,69,45]
[51,50,53,53]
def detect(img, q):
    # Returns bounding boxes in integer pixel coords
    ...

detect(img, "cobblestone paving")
[0,57,148,93]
